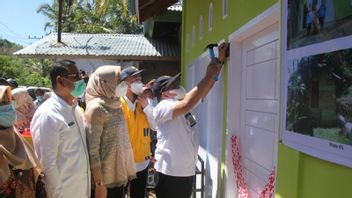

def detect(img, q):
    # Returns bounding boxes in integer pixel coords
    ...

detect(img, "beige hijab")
[0,86,41,185]
[86,65,122,109]
[11,88,36,131]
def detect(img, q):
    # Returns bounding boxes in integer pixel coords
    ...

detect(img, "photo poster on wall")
[281,0,352,167]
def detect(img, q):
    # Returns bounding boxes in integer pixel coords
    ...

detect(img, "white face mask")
[115,81,128,97]
[147,98,159,107]
[130,81,144,95]
[169,86,187,100]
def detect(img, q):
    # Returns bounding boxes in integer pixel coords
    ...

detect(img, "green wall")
[182,0,277,67]
[181,0,352,198]
[334,0,352,21]
[276,144,352,198]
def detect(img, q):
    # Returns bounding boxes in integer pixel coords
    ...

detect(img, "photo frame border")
[281,0,352,168]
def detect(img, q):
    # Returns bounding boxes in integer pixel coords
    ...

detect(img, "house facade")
[180,0,352,198]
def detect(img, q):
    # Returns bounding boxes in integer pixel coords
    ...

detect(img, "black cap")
[7,78,18,89]
[120,66,144,81]
[152,73,181,100]
[0,77,10,86]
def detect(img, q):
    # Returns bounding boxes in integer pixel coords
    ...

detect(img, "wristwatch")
[213,58,225,65]
[95,180,104,186]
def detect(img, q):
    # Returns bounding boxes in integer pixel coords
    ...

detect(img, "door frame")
[225,2,280,197]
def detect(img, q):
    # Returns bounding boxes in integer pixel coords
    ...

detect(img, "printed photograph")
[287,0,352,49]
[286,48,352,145]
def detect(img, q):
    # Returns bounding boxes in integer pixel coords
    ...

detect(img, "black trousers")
[155,172,194,198]
[107,186,124,198]
[92,186,125,198]
[130,167,148,198]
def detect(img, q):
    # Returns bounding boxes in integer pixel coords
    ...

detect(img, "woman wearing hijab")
[11,88,36,133]
[85,66,136,198]
[0,85,46,198]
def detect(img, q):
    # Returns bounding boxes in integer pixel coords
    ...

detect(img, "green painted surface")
[220,60,229,198]
[334,0,352,21]
[181,0,277,66]
[181,0,352,198]
[276,144,352,198]
[181,0,277,83]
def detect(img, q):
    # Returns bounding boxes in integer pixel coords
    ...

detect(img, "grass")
[313,128,352,145]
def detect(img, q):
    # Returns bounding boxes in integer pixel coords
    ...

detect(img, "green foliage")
[313,128,352,145]
[37,0,142,34]
[0,39,22,55]
[286,70,310,132]
[0,54,52,88]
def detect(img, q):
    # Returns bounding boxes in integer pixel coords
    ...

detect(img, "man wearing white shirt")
[152,42,228,198]
[31,60,91,198]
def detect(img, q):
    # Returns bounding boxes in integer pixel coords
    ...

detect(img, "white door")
[239,22,279,197]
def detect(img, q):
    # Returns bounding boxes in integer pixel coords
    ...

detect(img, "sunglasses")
[63,73,81,81]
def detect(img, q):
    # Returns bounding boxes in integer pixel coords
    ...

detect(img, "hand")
[217,42,229,62]
[150,156,157,166]
[145,79,155,89]
[137,94,149,108]
[95,184,107,198]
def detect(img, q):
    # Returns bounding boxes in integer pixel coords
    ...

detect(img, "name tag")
[68,121,75,126]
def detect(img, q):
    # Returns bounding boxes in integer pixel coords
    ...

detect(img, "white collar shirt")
[31,93,91,198]
[153,98,199,176]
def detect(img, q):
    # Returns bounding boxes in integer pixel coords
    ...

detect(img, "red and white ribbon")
[231,135,276,198]
[231,136,250,198]
[259,168,276,198]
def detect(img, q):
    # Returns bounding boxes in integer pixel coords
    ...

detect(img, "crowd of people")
[0,42,228,198]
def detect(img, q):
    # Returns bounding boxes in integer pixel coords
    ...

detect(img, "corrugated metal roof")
[167,1,182,12]
[14,33,180,60]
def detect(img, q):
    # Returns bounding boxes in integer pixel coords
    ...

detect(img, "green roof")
[14,33,180,61]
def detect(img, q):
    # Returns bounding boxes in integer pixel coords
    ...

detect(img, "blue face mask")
[0,103,17,128]
[36,96,43,101]
[71,79,86,98]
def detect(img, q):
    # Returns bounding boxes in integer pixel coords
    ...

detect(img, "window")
[208,2,213,31]
[222,0,228,18]
[199,15,203,40]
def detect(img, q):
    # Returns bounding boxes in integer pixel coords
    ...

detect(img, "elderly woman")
[85,66,136,198]
[0,85,45,198]
[11,88,36,132]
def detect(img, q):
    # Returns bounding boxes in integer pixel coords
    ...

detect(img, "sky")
[0,0,50,46]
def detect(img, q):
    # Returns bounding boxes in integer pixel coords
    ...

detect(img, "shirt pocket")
[59,121,81,152]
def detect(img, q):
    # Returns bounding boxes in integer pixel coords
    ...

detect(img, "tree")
[0,39,22,55]
[0,39,52,88]
[0,55,52,88]
[37,0,142,34]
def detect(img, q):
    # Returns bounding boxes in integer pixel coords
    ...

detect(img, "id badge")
[185,112,197,128]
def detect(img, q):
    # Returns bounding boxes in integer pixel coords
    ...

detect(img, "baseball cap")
[0,77,10,86]
[152,73,181,100]
[120,66,144,81]
[7,78,18,89]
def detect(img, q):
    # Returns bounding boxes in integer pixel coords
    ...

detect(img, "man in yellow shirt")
[120,66,157,198]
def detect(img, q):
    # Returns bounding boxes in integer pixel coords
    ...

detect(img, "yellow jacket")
[120,98,151,163]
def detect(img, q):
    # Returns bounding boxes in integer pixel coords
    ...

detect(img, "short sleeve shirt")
[153,98,199,176]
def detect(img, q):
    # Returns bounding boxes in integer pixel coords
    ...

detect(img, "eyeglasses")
[162,82,179,92]
[64,73,81,81]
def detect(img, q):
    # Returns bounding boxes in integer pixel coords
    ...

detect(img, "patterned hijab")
[86,65,122,109]
[11,88,36,131]
[0,86,41,185]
